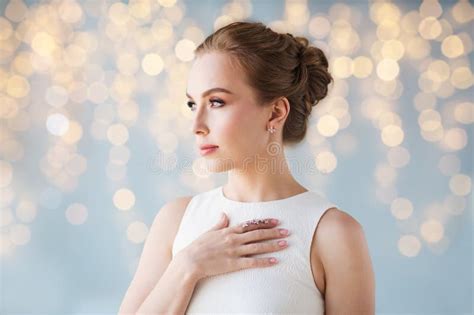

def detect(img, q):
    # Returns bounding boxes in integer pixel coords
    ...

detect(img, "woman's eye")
[209,98,224,107]
[186,99,225,111]
[187,101,196,111]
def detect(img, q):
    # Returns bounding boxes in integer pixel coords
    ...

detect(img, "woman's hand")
[176,213,290,280]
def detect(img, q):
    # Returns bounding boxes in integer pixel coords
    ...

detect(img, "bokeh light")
[0,0,472,313]
[113,188,136,211]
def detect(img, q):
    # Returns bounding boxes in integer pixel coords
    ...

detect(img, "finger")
[231,218,278,234]
[209,212,229,231]
[237,227,288,244]
[238,239,287,256]
[238,256,279,269]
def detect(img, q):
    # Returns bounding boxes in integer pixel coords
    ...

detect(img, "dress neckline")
[218,185,312,206]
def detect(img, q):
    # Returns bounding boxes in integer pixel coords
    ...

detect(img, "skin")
[186,51,306,199]
[185,51,376,313]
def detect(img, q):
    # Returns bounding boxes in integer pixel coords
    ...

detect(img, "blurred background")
[0,0,472,314]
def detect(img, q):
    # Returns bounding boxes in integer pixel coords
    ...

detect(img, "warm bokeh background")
[0,0,472,314]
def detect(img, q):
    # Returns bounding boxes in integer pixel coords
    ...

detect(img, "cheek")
[210,110,240,138]
[217,105,267,153]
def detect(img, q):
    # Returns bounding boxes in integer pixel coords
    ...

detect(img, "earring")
[268,126,276,134]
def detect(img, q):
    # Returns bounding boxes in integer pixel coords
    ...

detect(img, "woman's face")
[186,51,272,173]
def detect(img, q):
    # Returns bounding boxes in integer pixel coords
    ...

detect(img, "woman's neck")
[223,152,307,202]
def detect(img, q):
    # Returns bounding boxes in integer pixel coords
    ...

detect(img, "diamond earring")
[268,126,276,134]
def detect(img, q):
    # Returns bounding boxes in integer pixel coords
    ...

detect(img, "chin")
[202,157,235,173]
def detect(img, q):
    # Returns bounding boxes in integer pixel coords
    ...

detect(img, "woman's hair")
[195,21,333,145]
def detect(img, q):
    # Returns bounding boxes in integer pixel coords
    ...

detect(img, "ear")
[268,97,290,127]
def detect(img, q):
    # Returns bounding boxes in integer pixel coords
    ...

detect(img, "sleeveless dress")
[172,185,338,315]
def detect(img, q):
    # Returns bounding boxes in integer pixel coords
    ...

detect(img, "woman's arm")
[118,196,194,315]
[317,208,376,314]
[136,253,200,315]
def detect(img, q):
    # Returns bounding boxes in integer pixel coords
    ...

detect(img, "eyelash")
[187,98,225,111]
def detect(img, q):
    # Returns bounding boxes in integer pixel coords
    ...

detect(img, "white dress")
[172,185,338,315]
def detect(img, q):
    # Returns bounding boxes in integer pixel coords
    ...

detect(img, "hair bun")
[294,36,332,105]
[284,31,334,141]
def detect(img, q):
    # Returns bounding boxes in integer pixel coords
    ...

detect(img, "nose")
[192,105,209,136]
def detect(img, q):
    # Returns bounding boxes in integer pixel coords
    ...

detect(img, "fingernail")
[271,219,279,224]
[279,229,289,235]
[278,240,287,247]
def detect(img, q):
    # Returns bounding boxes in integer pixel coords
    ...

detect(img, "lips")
[199,144,219,150]
[199,144,219,156]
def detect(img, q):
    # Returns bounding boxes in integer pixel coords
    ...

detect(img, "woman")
[119,21,375,314]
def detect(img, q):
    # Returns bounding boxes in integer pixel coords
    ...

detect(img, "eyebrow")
[186,87,233,99]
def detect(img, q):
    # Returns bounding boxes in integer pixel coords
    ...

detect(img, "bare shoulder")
[160,195,193,215]
[317,208,364,241]
[156,195,194,249]
[162,195,194,210]
[316,208,375,313]
[315,207,368,264]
